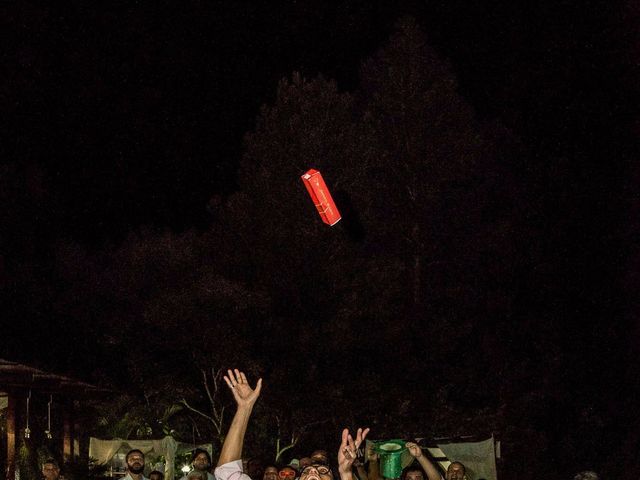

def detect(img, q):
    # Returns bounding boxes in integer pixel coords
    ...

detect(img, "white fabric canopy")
[366,437,498,480]
[437,437,497,480]
[89,436,212,480]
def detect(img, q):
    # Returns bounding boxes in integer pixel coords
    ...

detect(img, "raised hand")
[218,369,262,466]
[406,442,422,458]
[224,368,262,408]
[405,441,443,480]
[338,427,370,477]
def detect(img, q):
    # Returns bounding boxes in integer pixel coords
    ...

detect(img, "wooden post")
[63,406,72,462]
[73,421,81,459]
[5,394,16,480]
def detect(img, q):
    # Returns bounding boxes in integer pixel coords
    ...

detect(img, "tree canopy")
[1,14,636,480]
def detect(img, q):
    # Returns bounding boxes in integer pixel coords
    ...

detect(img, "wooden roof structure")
[0,358,104,396]
[0,358,108,480]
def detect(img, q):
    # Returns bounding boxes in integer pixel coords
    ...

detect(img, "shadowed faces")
[445,462,465,480]
[279,467,297,480]
[309,451,328,465]
[188,472,207,480]
[193,452,211,472]
[42,462,60,480]
[405,470,424,480]
[264,466,279,480]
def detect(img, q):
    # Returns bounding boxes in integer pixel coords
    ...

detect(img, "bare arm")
[406,442,441,480]
[354,463,368,480]
[217,369,262,467]
[366,443,382,480]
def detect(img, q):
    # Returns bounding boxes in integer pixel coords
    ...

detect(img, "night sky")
[2,1,639,479]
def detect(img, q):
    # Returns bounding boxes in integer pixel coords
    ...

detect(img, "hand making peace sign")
[338,427,370,477]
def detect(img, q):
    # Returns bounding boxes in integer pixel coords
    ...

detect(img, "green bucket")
[374,440,407,479]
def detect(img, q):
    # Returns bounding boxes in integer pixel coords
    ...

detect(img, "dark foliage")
[1,2,638,479]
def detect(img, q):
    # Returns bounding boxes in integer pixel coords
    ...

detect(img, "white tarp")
[437,437,497,480]
[366,437,497,480]
[89,436,213,480]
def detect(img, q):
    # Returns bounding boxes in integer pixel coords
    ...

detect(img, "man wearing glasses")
[299,463,334,480]
[278,465,298,480]
[213,369,369,480]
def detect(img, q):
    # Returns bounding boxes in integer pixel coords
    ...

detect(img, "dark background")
[1,1,639,479]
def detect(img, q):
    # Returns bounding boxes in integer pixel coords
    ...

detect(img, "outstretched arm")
[365,443,382,480]
[406,442,441,480]
[217,369,262,467]
[338,428,370,480]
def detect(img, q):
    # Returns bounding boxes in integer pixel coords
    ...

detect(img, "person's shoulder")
[214,459,244,473]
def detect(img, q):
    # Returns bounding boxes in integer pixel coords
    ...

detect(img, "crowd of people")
[40,370,599,480]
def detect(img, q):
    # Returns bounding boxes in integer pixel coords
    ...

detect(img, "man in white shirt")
[121,449,149,480]
[213,368,369,480]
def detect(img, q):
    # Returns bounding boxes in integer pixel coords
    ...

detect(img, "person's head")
[192,449,212,472]
[310,451,328,465]
[42,459,60,480]
[573,472,599,480]
[149,471,164,480]
[299,463,333,480]
[445,462,465,480]
[264,465,279,480]
[125,449,145,475]
[401,466,426,480]
[299,458,312,469]
[245,458,264,479]
[187,471,207,480]
[279,466,298,480]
